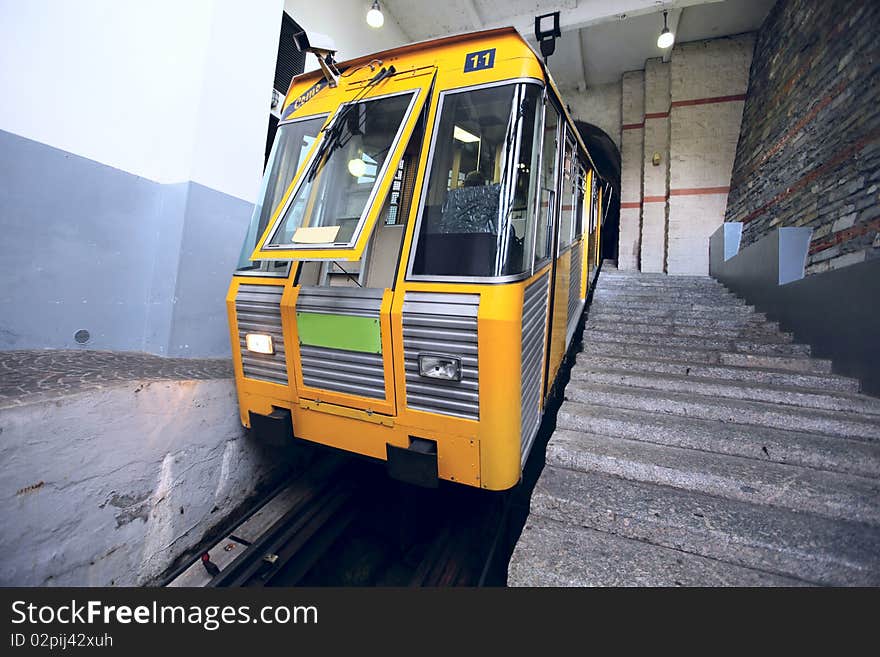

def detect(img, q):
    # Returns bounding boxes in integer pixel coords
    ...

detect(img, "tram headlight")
[245,333,275,355]
[418,354,461,381]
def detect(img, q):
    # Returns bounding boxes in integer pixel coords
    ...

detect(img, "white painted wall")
[564,82,622,149]
[189,0,284,202]
[284,0,411,70]
[0,0,282,202]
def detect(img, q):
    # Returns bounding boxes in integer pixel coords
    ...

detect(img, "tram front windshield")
[265,92,414,249]
[411,82,542,278]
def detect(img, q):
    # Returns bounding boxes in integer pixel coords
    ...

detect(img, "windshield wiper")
[330,261,362,287]
[304,65,397,183]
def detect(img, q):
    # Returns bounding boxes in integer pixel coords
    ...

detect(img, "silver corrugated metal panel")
[521,273,550,464]
[568,245,583,333]
[402,292,480,420]
[564,248,585,347]
[296,286,384,317]
[235,284,288,385]
[296,286,386,399]
[299,345,386,399]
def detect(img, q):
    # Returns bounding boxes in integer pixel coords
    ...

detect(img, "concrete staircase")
[508,267,880,586]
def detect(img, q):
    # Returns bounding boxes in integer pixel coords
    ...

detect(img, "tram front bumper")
[386,437,439,488]
[249,408,294,446]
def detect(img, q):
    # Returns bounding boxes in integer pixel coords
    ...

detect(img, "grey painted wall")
[0,129,252,357]
[711,223,880,396]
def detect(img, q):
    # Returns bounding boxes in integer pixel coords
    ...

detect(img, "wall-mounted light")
[657,10,675,49]
[367,1,384,28]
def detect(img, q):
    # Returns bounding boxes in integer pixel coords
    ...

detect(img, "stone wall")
[725,0,880,276]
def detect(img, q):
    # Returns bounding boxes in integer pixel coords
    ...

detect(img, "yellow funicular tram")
[227,26,608,490]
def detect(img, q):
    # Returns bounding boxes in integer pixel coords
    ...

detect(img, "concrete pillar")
[640,58,671,273]
[618,70,645,270]
[667,36,755,275]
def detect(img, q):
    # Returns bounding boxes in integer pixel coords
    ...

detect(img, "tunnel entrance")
[575,121,620,264]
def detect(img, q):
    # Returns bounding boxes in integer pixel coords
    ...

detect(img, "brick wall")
[726,0,880,276]
[618,70,645,270]
[667,35,755,275]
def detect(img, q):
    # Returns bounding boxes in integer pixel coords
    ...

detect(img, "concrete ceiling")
[382,0,775,89]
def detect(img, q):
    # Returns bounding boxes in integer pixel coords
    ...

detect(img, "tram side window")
[411,83,542,278]
[535,103,559,265]
[589,173,599,233]
[236,115,326,274]
[574,164,585,239]
[559,137,576,249]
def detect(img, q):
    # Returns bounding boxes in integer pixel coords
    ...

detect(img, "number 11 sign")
[463,48,496,72]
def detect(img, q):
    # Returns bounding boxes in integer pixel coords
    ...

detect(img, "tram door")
[539,100,563,401]
[246,79,432,418]
[288,107,427,418]
[547,128,577,388]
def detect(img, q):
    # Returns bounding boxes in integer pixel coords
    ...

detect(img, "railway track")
[166,449,516,587]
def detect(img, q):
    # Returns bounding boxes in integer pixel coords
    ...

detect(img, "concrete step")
[575,353,859,393]
[601,270,712,277]
[532,466,880,586]
[585,312,772,331]
[596,276,730,293]
[546,430,880,525]
[593,290,742,304]
[592,297,746,311]
[570,367,880,417]
[590,301,754,317]
[584,319,793,342]
[596,284,730,296]
[556,400,880,478]
[595,280,735,291]
[564,381,880,440]
[718,351,834,373]
[508,514,806,586]
[584,329,811,356]
[600,272,716,284]
[580,340,833,374]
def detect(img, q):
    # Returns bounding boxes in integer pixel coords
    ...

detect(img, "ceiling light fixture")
[348,156,367,177]
[367,1,384,28]
[453,126,481,143]
[657,10,675,49]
